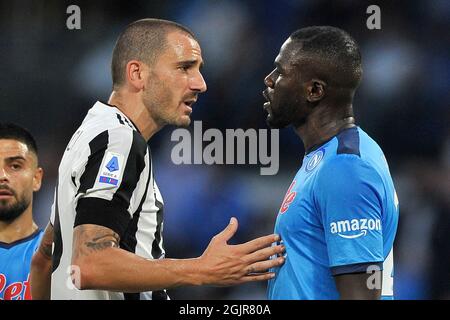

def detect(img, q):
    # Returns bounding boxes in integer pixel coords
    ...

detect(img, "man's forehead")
[0,139,33,160]
[276,38,303,66]
[166,31,203,62]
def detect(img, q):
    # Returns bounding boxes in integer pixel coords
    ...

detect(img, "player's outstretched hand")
[197,217,285,286]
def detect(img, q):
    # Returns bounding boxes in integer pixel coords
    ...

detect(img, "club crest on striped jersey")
[99,152,124,185]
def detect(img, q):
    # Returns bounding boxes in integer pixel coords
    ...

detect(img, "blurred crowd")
[1,0,449,299]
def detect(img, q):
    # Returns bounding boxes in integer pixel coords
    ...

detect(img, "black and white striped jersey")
[50,101,167,300]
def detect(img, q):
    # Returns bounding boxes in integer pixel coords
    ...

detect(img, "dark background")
[1,0,449,299]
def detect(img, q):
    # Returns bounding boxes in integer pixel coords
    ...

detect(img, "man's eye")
[11,164,22,170]
[179,65,189,72]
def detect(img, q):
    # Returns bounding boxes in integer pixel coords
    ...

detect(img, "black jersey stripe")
[116,113,125,125]
[117,112,134,130]
[122,116,134,129]
[75,197,131,238]
[122,147,168,301]
[77,130,109,195]
[100,101,140,133]
[152,290,168,300]
[120,147,168,301]
[150,152,165,260]
[150,196,169,300]
[120,146,151,254]
[52,183,63,272]
[124,291,168,300]
[121,154,150,301]
[151,198,164,259]
[123,293,140,300]
[110,130,147,210]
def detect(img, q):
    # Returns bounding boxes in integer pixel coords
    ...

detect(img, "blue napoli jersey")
[0,230,43,300]
[268,127,399,300]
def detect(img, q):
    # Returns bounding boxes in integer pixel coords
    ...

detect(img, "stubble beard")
[143,79,189,128]
[267,95,308,129]
[266,103,295,129]
[0,195,30,222]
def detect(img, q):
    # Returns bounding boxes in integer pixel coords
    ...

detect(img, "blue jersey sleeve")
[313,154,384,275]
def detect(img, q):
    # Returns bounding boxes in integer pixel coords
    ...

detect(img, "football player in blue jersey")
[263,26,399,300]
[0,123,44,300]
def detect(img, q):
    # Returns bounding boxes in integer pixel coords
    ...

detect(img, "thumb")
[215,217,238,243]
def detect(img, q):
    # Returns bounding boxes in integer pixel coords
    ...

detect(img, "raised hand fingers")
[238,272,276,284]
[245,256,285,275]
[236,234,280,254]
[244,244,285,264]
[212,217,239,243]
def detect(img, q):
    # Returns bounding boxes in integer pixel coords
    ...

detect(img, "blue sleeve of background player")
[314,155,385,275]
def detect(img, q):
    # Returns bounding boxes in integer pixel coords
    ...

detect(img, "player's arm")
[334,272,381,299]
[315,155,386,300]
[30,222,53,300]
[71,218,285,292]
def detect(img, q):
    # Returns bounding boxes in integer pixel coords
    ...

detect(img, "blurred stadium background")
[1,0,449,299]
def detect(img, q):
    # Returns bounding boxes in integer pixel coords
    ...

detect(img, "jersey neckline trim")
[98,101,142,135]
[305,125,358,155]
[0,229,42,249]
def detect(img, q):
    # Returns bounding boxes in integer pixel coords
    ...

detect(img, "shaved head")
[111,18,197,89]
[289,26,363,90]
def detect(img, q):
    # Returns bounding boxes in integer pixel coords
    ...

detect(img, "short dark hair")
[111,18,197,88]
[0,122,38,156]
[289,26,362,89]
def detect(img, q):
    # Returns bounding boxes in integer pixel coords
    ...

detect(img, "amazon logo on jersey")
[330,218,381,239]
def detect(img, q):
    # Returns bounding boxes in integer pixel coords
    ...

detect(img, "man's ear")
[33,167,43,192]
[306,79,326,102]
[125,60,146,91]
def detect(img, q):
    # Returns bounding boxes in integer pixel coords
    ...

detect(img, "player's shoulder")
[325,126,383,162]
[74,102,145,151]
[83,102,137,136]
[314,151,383,200]
[318,127,382,180]
[319,151,368,182]
[320,127,362,166]
[331,126,362,157]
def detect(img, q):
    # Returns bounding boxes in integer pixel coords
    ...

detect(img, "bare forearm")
[30,223,54,300]
[72,222,284,293]
[75,248,203,292]
[335,272,381,300]
[30,253,52,299]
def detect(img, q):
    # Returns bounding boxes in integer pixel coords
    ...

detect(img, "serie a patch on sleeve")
[98,152,125,186]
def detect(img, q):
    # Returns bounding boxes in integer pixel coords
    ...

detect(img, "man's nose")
[264,71,275,88]
[0,166,8,183]
[190,71,207,93]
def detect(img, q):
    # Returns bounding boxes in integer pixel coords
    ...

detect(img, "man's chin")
[0,199,14,207]
[0,202,27,222]
[175,116,191,128]
[266,116,289,129]
[165,115,191,128]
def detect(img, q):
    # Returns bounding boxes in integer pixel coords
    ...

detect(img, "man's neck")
[294,103,356,153]
[0,208,38,244]
[108,90,162,141]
